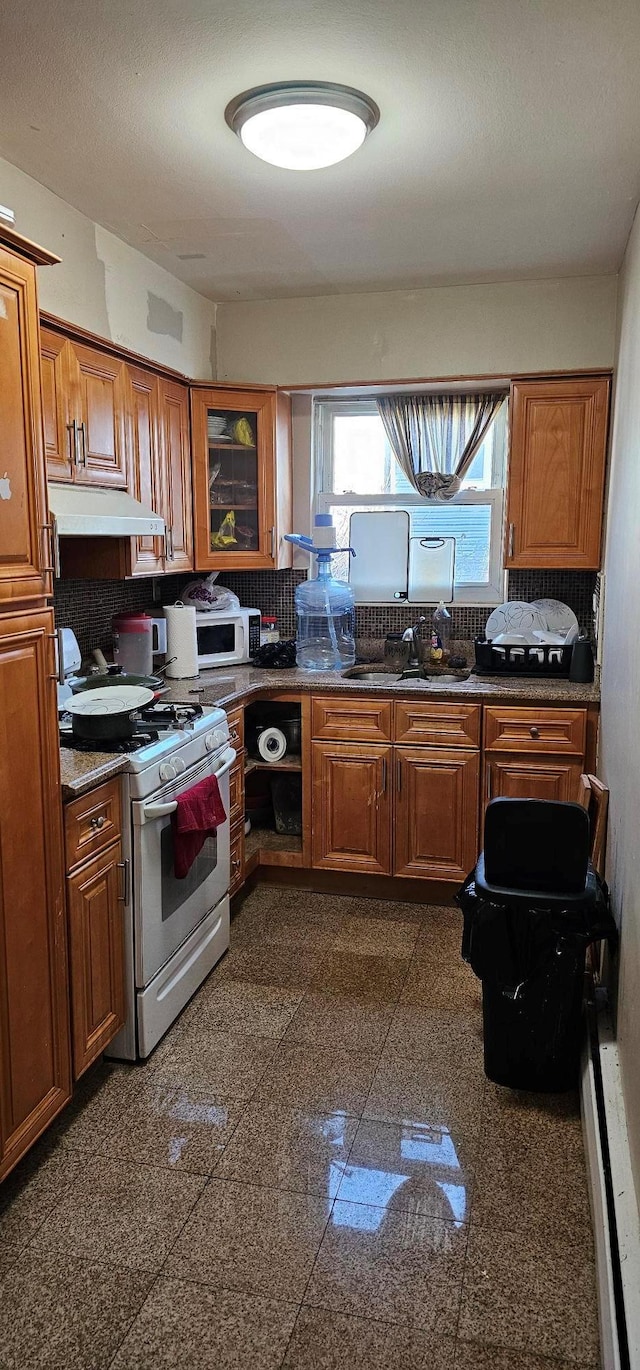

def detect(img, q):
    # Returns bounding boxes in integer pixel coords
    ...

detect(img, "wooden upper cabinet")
[40,328,74,481]
[0,610,71,1179]
[505,377,610,569]
[127,366,164,576]
[312,740,393,874]
[160,378,193,573]
[67,341,129,487]
[191,386,292,571]
[0,245,53,608]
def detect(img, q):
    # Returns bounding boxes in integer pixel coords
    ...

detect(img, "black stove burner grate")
[140,701,204,726]
[60,729,161,755]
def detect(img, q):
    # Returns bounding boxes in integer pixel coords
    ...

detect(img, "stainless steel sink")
[342,665,471,684]
[341,668,403,683]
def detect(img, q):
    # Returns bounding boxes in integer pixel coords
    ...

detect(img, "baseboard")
[581,1001,640,1369]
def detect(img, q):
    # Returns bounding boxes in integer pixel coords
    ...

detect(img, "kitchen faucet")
[402,617,427,669]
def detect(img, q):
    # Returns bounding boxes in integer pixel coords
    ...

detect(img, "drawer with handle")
[484,706,587,755]
[394,700,480,749]
[64,776,122,871]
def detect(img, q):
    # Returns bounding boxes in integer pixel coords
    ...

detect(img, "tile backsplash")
[54,566,595,665]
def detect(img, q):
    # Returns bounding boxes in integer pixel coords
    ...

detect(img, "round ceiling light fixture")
[225,81,379,171]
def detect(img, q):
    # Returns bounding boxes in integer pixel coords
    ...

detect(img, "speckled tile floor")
[0,886,601,1369]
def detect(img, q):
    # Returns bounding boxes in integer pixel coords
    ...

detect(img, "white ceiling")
[1,0,639,301]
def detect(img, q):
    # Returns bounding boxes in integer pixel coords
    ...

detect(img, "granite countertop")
[59,662,599,800]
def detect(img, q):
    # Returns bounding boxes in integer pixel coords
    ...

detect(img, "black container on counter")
[569,637,595,683]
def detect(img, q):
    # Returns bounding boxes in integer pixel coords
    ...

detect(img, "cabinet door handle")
[270,525,276,559]
[40,522,58,578]
[67,419,78,465]
[231,856,242,872]
[381,757,387,793]
[117,859,130,904]
[486,767,493,800]
[529,726,540,738]
[90,815,106,830]
[508,523,515,559]
[396,757,402,793]
[78,421,87,466]
[169,526,175,559]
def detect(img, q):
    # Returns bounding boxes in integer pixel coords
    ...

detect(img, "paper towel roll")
[164,603,199,679]
[257,726,287,762]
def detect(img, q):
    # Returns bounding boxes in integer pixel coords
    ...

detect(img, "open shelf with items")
[242,695,308,871]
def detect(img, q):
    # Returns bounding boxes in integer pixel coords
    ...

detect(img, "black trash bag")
[455,871,617,1090]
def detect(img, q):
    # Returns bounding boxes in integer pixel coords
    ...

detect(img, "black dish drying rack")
[474,637,574,677]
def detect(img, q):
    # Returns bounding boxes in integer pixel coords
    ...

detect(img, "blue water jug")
[285,517,356,671]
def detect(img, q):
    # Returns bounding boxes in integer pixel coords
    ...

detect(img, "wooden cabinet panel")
[64,778,122,872]
[67,842,126,1077]
[484,706,586,755]
[484,754,584,804]
[230,817,245,896]
[67,340,129,487]
[312,740,392,874]
[160,379,193,573]
[229,759,244,826]
[192,386,289,571]
[0,610,71,1179]
[0,248,50,607]
[506,377,609,568]
[128,366,164,576]
[395,747,480,881]
[312,695,393,743]
[41,327,74,481]
[394,700,480,749]
[226,706,245,753]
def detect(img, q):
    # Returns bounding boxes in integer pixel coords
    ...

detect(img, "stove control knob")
[205,729,225,752]
[173,756,186,776]
[159,762,177,782]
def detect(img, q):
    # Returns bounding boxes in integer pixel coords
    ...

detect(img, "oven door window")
[133,759,230,988]
[160,826,218,922]
[197,621,236,656]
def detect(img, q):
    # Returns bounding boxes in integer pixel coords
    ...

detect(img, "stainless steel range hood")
[47,484,165,537]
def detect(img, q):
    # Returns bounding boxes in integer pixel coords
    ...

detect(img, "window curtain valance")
[376,391,507,500]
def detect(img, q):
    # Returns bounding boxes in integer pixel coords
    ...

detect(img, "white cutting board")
[349,511,409,603]
[408,536,455,603]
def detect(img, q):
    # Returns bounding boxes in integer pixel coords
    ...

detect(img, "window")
[314,396,507,604]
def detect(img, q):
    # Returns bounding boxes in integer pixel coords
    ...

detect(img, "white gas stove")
[70,698,237,1060]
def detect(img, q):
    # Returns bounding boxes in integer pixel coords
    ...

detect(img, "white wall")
[0,157,217,377]
[216,276,618,386]
[599,204,640,1203]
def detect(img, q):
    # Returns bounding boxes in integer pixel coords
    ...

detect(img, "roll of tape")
[257,726,287,762]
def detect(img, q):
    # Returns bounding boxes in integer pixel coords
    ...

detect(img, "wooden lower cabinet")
[312,740,392,874]
[395,747,480,881]
[0,610,71,1181]
[485,753,584,803]
[67,842,126,1078]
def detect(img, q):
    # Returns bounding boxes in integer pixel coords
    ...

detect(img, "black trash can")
[457,799,617,1091]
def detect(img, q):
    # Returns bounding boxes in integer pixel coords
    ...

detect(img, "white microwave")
[195,608,261,669]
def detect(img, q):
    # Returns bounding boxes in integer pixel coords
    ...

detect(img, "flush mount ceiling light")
[224,81,379,170]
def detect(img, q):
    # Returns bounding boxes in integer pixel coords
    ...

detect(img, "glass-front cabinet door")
[191,387,279,570]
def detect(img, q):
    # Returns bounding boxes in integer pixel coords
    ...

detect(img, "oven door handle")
[141,747,236,821]
[143,799,178,818]
[212,746,236,778]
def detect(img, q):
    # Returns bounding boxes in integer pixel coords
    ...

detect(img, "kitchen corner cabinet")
[505,376,610,569]
[64,779,126,1078]
[0,241,55,608]
[41,327,129,487]
[191,386,292,571]
[128,370,193,577]
[0,610,71,1181]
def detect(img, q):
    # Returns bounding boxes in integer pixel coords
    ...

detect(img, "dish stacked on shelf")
[475,599,581,675]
